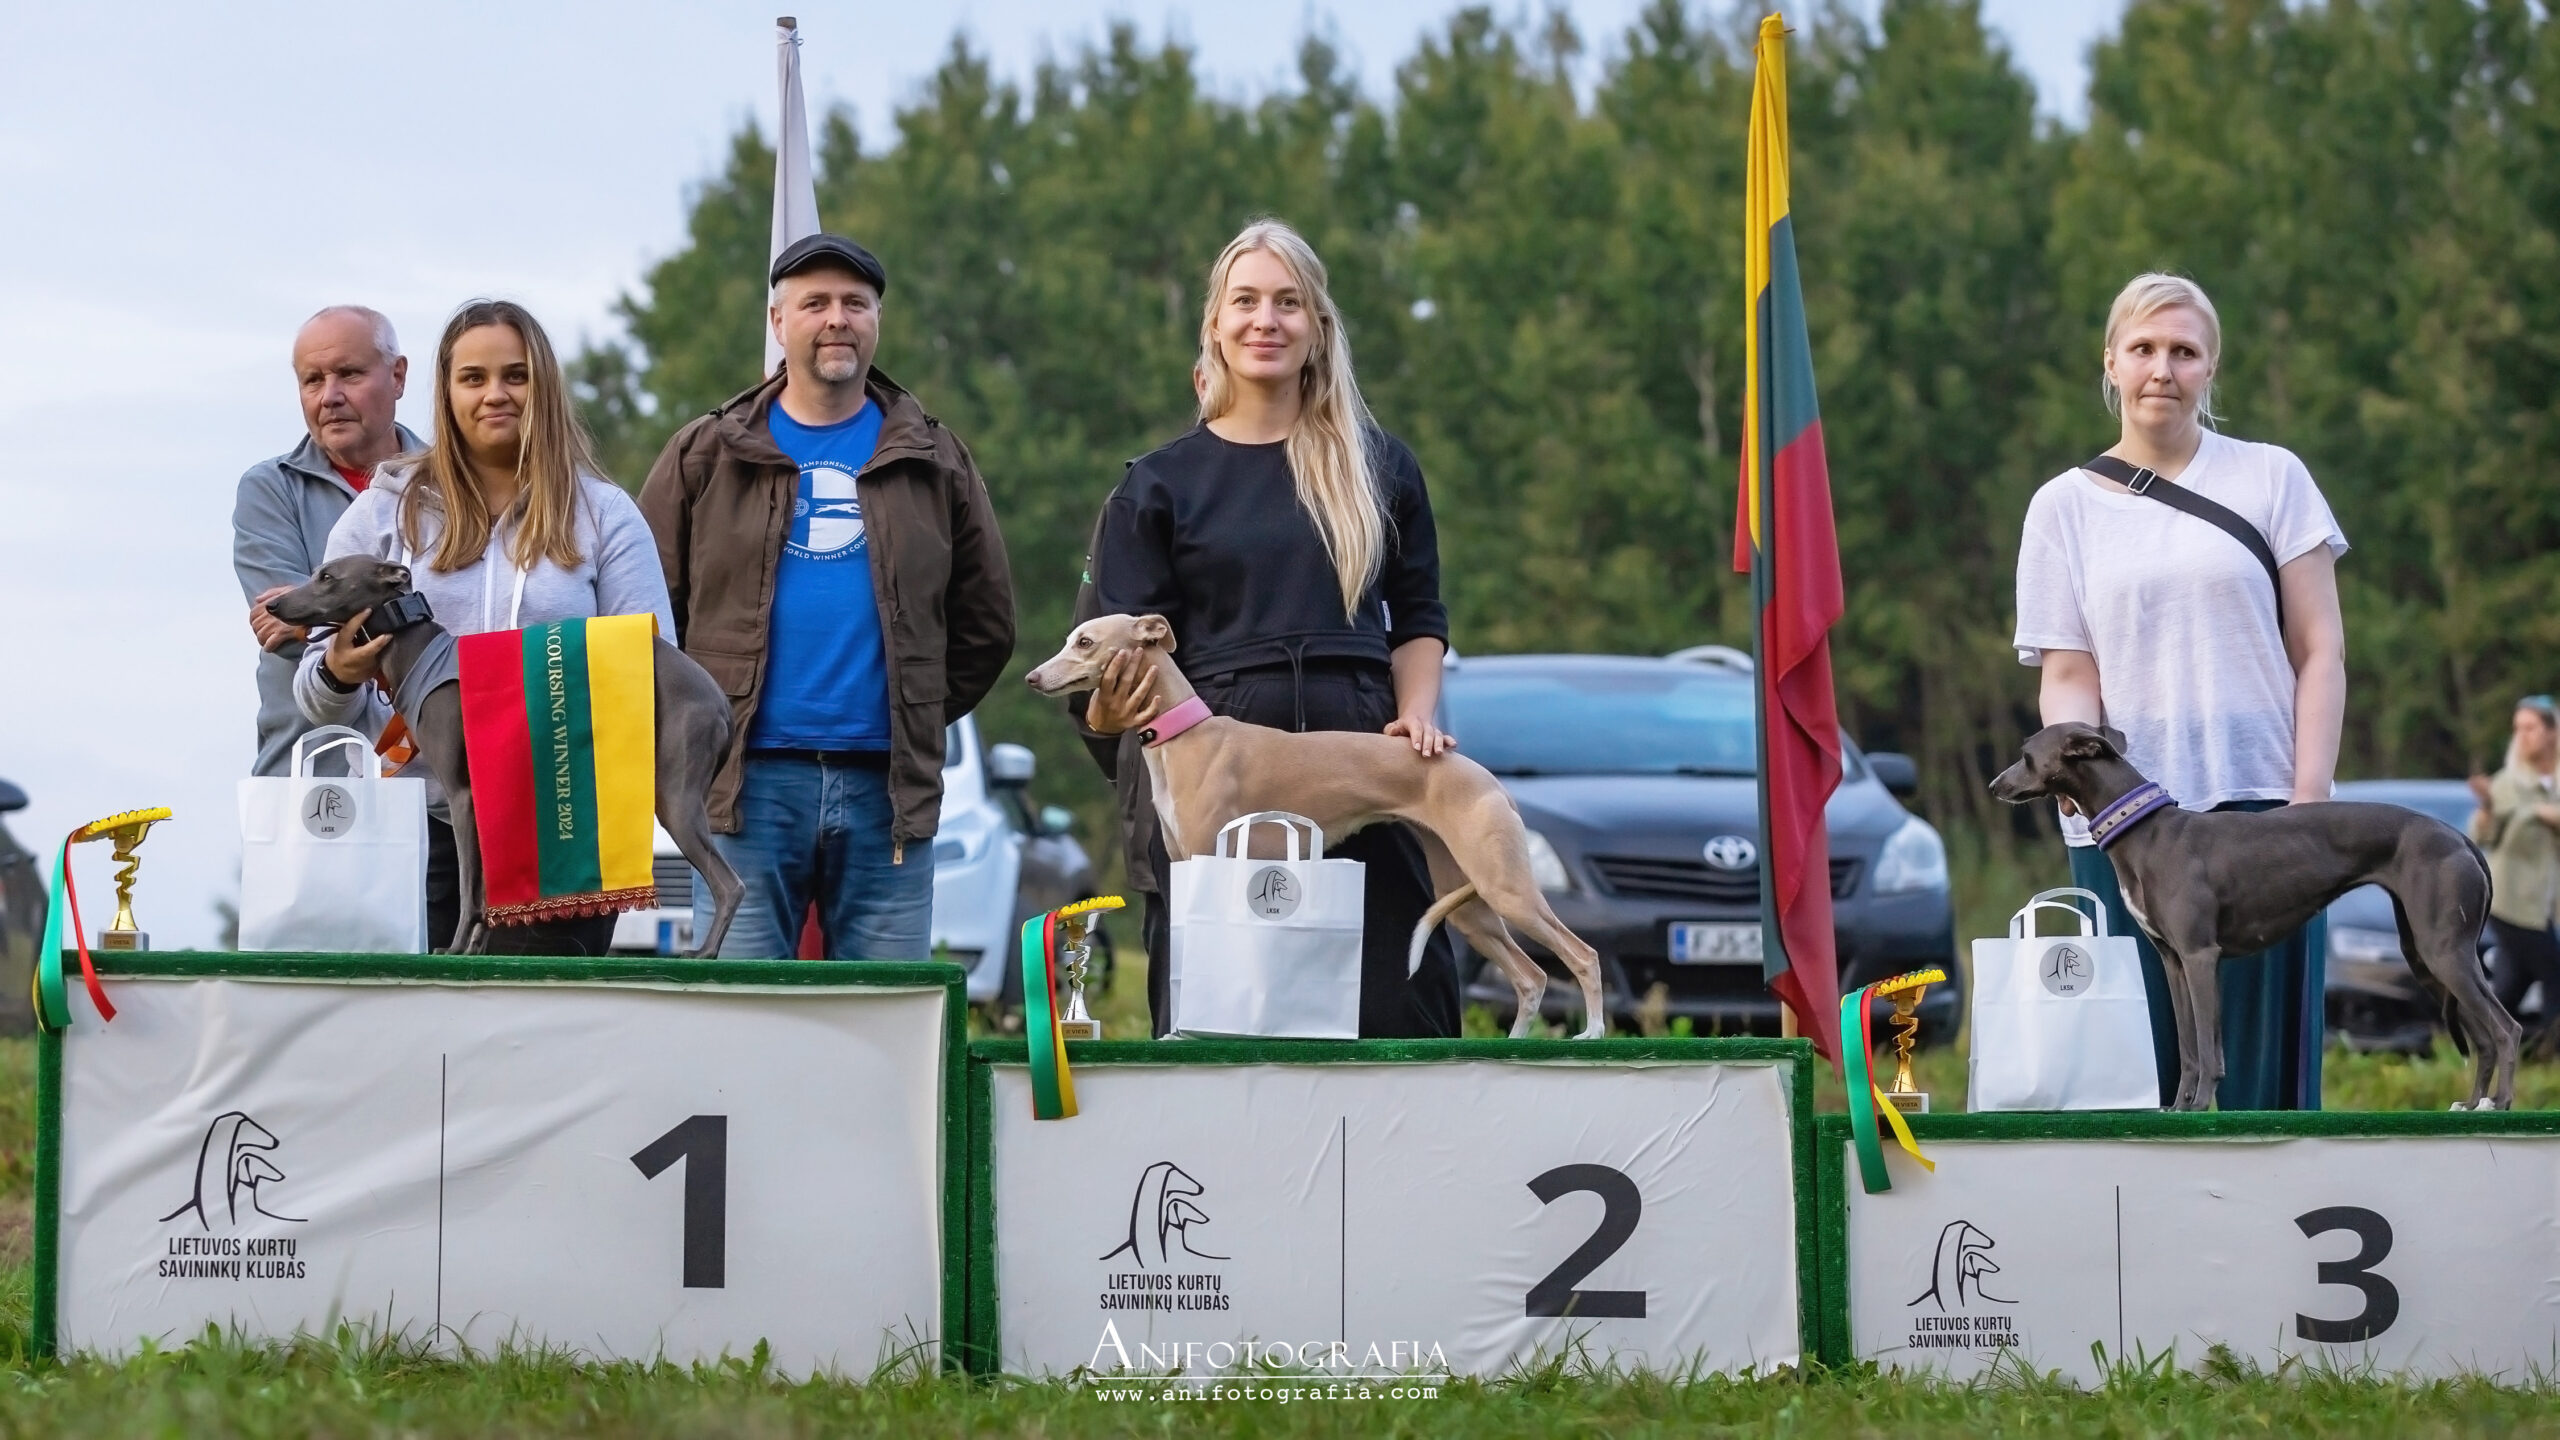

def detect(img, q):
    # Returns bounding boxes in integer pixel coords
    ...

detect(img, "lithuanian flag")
[1733,14,1845,1063]
[457,615,658,925]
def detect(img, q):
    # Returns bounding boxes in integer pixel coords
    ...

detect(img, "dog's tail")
[1409,884,1478,977]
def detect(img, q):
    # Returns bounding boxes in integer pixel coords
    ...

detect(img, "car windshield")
[1443,666,1757,777]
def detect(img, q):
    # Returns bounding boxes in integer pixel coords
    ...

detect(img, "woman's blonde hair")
[2100,272,2224,425]
[400,299,599,574]
[1196,219,1384,618]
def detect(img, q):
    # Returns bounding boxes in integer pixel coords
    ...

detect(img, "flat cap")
[770,232,888,294]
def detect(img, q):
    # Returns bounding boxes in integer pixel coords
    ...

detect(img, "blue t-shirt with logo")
[752,400,891,749]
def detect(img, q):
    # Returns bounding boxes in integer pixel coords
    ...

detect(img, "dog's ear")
[1133,614,1176,653]
[2061,725,2120,761]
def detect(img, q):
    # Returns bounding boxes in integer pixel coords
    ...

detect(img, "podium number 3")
[1525,1164,1646,1318]
[633,1115,728,1288]
[2294,1206,2396,1342]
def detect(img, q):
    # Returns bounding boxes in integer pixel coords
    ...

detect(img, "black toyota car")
[1439,650,1961,1041]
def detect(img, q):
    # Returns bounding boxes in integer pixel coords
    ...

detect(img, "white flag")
[767,15,821,375]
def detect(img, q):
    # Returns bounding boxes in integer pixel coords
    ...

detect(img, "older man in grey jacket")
[234,306,421,776]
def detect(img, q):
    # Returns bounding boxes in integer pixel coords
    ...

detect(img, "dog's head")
[265,557,415,628]
[1024,614,1175,696]
[1989,722,2135,810]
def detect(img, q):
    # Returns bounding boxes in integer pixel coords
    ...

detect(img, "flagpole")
[767,15,821,375]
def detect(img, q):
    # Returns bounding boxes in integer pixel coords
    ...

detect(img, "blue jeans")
[713,754,936,960]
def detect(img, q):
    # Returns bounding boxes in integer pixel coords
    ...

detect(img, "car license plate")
[1668,922,1762,964]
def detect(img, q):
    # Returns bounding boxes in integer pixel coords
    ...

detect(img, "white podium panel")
[1833,1120,2560,1382]
[978,1041,1810,1380]
[45,961,959,1377]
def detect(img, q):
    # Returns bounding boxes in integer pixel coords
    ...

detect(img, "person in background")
[2472,696,2560,1045]
[296,299,673,955]
[1080,217,1461,1039]
[2014,272,2349,1110]
[234,306,421,776]
[638,233,1015,962]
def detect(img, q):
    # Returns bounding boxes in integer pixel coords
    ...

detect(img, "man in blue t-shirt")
[639,232,1017,960]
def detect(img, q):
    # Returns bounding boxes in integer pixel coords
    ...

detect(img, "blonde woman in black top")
[1084,218,1463,1038]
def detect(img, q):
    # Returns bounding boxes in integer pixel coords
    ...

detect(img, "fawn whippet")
[1025,613,1606,1038]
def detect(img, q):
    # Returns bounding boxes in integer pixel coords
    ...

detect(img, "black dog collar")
[353,590,435,647]
[2089,780,2176,850]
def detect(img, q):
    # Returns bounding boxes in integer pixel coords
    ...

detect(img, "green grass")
[12,1008,2560,1436]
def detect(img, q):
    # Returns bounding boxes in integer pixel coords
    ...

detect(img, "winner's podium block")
[1821,1110,2560,1383]
[39,953,965,1376]
[967,1037,1814,1381]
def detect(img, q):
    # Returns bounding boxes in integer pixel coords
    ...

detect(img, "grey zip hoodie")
[294,464,676,754]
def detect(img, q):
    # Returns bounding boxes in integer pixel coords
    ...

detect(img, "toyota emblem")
[1702,835,1758,871]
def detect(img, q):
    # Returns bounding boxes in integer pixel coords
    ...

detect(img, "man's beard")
[810,343,863,383]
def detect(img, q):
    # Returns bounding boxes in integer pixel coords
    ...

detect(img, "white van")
[613,715,1082,1003]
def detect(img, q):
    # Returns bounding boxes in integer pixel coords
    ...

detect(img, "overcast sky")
[0,1,2124,948]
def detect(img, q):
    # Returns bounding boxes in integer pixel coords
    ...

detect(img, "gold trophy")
[1051,896,1124,1040]
[76,808,172,952]
[1873,966,1945,1115]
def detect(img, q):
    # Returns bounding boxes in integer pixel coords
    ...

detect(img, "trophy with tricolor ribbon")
[1839,966,1944,1195]
[34,807,171,1031]
[1019,896,1123,1120]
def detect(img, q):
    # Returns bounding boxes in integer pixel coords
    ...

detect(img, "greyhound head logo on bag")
[1246,866,1300,920]
[2041,942,2093,997]
[301,784,356,839]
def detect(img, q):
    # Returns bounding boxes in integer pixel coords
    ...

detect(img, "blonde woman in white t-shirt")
[2013,273,2349,1111]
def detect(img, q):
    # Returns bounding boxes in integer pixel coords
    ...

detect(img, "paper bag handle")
[1215,811,1325,861]
[293,724,383,781]
[2009,887,2108,939]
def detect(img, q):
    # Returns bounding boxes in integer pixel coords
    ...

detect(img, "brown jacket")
[638,367,1016,847]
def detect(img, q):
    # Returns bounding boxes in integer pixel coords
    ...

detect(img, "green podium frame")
[35,951,970,1364]
[962,1035,1817,1376]
[1812,1107,2560,1366]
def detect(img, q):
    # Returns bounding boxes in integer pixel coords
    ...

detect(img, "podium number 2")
[633,1115,728,1288]
[1525,1164,1646,1318]
[2294,1206,2397,1342]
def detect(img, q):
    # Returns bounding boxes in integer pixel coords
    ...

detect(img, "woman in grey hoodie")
[297,299,674,955]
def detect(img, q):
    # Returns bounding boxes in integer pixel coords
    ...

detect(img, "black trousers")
[424,815,620,957]
[1142,660,1462,1040]
[2489,916,2560,1033]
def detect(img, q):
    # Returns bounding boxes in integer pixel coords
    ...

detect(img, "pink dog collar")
[1140,696,1213,748]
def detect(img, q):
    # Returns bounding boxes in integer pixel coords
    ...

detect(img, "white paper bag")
[1168,812,1365,1039]
[238,725,430,953]
[1967,887,2159,1111]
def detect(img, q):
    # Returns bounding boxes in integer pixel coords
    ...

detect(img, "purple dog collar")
[2088,780,2176,849]
[1139,696,1213,749]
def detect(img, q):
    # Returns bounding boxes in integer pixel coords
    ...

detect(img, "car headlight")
[1524,829,1572,893]
[1873,816,1947,895]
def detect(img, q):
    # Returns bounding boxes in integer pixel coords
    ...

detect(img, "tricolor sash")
[456,615,658,925]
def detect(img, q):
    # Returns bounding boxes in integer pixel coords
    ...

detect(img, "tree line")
[573,0,2560,838]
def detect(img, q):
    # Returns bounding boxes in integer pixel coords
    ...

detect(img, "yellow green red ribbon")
[1021,911,1077,1120]
[35,830,115,1031]
[1839,978,1932,1194]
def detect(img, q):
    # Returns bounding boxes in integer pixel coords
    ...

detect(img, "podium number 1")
[633,1115,728,1288]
